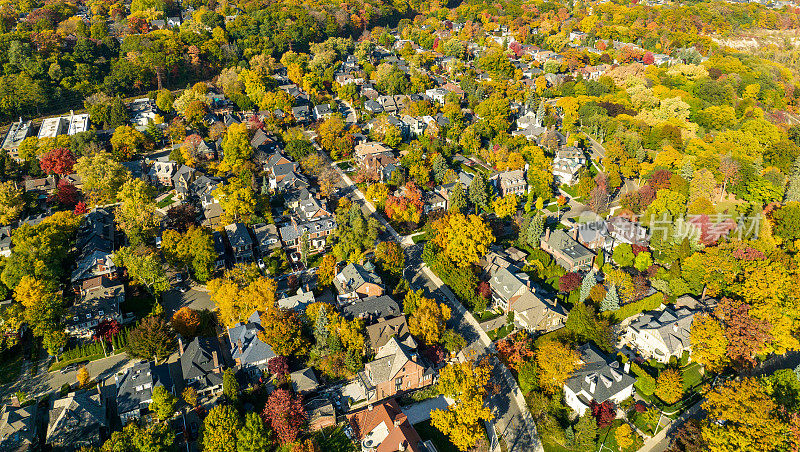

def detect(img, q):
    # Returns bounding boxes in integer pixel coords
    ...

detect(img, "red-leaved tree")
[74,201,88,215]
[49,179,79,206]
[268,356,289,378]
[94,319,121,343]
[590,400,616,427]
[39,148,77,175]
[496,331,535,370]
[263,389,306,444]
[558,272,582,293]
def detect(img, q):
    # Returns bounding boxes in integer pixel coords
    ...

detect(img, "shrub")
[631,363,656,396]
[612,292,664,322]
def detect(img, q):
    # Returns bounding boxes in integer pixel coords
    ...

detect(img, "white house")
[552,146,586,186]
[564,344,636,415]
[620,305,696,364]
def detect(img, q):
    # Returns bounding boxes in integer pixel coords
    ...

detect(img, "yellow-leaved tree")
[430,359,494,451]
[208,271,277,328]
[408,297,451,346]
[535,340,582,394]
[433,213,494,267]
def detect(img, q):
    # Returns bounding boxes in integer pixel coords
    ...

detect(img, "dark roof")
[116,361,172,416]
[224,223,253,248]
[227,311,276,367]
[179,337,224,390]
[342,295,400,322]
[565,344,636,405]
[333,263,383,295]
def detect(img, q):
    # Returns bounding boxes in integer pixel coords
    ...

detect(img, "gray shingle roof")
[334,263,383,295]
[342,295,399,322]
[628,307,694,356]
[46,392,107,448]
[179,337,224,390]
[116,361,172,417]
[565,344,635,405]
[227,311,276,367]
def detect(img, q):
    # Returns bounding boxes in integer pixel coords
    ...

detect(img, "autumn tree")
[259,307,309,357]
[0,181,23,225]
[208,274,277,327]
[77,366,90,388]
[202,404,241,452]
[430,359,494,451]
[690,314,728,372]
[468,173,489,212]
[182,387,198,407]
[171,307,201,338]
[263,389,306,444]
[149,385,177,421]
[75,152,129,205]
[536,341,581,394]
[39,147,77,175]
[492,193,518,218]
[115,178,159,245]
[432,213,494,267]
[127,316,175,361]
[375,241,405,277]
[110,125,147,160]
[408,296,452,346]
[615,423,635,451]
[161,226,216,282]
[715,297,772,368]
[115,245,170,297]
[655,368,683,404]
[213,176,257,224]
[15,275,61,337]
[237,412,273,452]
[219,123,253,174]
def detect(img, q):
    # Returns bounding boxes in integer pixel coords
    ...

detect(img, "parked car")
[175,273,184,284]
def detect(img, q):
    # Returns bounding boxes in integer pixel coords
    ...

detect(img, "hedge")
[422,242,481,311]
[613,292,665,322]
[631,363,656,396]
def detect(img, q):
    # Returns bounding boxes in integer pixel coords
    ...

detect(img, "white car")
[258,259,265,270]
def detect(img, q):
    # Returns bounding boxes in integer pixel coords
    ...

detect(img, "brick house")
[357,337,435,402]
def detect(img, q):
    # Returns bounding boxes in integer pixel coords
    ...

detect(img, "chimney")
[624,362,630,373]
[368,404,373,411]
[10,394,19,407]
[544,228,551,242]
[572,227,579,240]
[237,339,243,352]
[212,351,219,369]
[177,335,184,355]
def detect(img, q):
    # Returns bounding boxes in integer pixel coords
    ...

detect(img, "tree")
[579,271,596,303]
[50,179,79,207]
[715,298,772,368]
[375,241,404,276]
[182,387,198,407]
[263,388,306,444]
[468,173,489,211]
[525,215,544,248]
[43,329,67,360]
[559,272,582,292]
[690,314,728,372]
[237,412,273,452]
[14,275,60,337]
[149,385,177,421]
[600,285,620,312]
[127,316,175,361]
[590,400,616,427]
[259,308,309,357]
[268,356,289,378]
[492,193,518,218]
[208,275,277,328]
[101,421,172,452]
[115,246,170,297]
[432,213,494,267]
[223,368,240,405]
[408,297,452,346]
[74,152,129,205]
[536,341,581,394]
[201,404,241,452]
[449,183,467,213]
[655,368,683,404]
[171,307,201,338]
[0,181,23,225]
[156,90,174,112]
[77,366,90,388]
[318,254,337,287]
[39,147,77,175]
[115,178,159,246]
[615,423,634,450]
[219,123,252,174]
[110,125,147,160]
[162,226,216,282]
[430,360,494,451]
[213,176,257,224]
[574,415,598,450]
[772,202,800,242]
[613,243,635,267]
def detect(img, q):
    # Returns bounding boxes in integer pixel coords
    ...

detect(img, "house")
[72,209,117,285]
[489,267,567,334]
[425,87,448,104]
[362,153,399,182]
[278,217,336,253]
[564,344,636,415]
[38,116,67,139]
[553,146,586,186]
[46,391,107,450]
[358,337,435,402]
[128,98,157,131]
[347,399,425,452]
[149,157,178,187]
[541,229,594,271]
[306,397,336,432]
[377,96,398,113]
[342,295,401,325]
[491,169,528,197]
[278,288,316,311]
[290,367,320,395]
[355,142,393,165]
[423,191,446,213]
[573,221,610,251]
[115,361,173,423]
[178,336,225,396]
[400,115,426,137]
[1,119,32,160]
[606,216,649,247]
[366,315,416,355]
[66,276,125,339]
[212,231,226,269]
[24,175,58,198]
[252,223,280,256]
[0,226,11,257]
[172,165,196,198]
[621,306,695,364]
[334,263,384,303]
[295,196,331,221]
[251,129,280,154]
[0,404,37,451]
[227,311,276,378]
[313,104,334,121]
[291,105,311,124]
[224,223,254,264]
[364,99,383,114]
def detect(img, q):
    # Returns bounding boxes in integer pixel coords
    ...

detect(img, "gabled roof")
[365,337,416,384]
[179,337,224,389]
[224,223,253,248]
[278,288,315,311]
[334,263,383,295]
[46,392,107,447]
[290,367,320,393]
[565,344,636,405]
[628,306,694,356]
[342,295,399,322]
[0,404,36,452]
[347,399,424,452]
[116,361,172,416]
[366,315,416,353]
[227,311,275,366]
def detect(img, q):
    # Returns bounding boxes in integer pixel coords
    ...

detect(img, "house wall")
[564,385,588,415]
[370,360,432,401]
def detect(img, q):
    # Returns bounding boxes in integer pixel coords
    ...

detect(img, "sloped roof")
[366,315,416,353]
[116,361,172,416]
[365,337,416,385]
[179,337,223,388]
[290,367,320,393]
[628,307,695,356]
[227,311,275,367]
[334,263,383,295]
[342,295,399,322]
[565,344,635,405]
[346,399,424,452]
[46,392,106,447]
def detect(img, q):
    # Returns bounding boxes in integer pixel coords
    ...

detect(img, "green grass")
[412,231,431,243]
[475,310,501,322]
[156,194,174,208]
[314,426,357,452]
[0,353,23,385]
[49,353,105,372]
[488,324,513,341]
[413,419,461,452]
[596,420,643,452]
[681,362,703,390]
[336,160,353,171]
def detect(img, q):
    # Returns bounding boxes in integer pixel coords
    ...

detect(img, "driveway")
[403,395,450,424]
[162,286,214,315]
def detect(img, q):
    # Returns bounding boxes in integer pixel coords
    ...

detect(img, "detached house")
[342,295,400,324]
[621,306,695,364]
[564,344,635,415]
[366,315,416,355]
[278,217,336,254]
[252,223,280,256]
[347,399,425,452]
[552,146,586,186]
[72,209,117,285]
[541,229,594,271]
[224,223,254,264]
[66,276,125,339]
[334,263,384,303]
[0,404,37,451]
[358,337,435,402]
[491,169,528,197]
[115,361,173,423]
[178,337,225,397]
[227,311,276,378]
[46,391,107,450]
[489,267,567,334]
[355,142,393,165]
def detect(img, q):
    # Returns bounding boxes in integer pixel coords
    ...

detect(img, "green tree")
[468,173,489,212]
[149,385,177,421]
[116,178,159,246]
[449,183,467,213]
[115,246,170,297]
[127,316,175,361]
[201,404,241,452]
[74,152,130,205]
[574,415,598,450]
[223,368,240,405]
[155,89,174,113]
[0,181,23,225]
[110,125,147,160]
[237,412,273,452]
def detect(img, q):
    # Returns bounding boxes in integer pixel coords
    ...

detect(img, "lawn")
[488,324,513,341]
[475,310,501,322]
[681,362,704,390]
[596,420,643,452]
[336,160,353,171]
[413,420,462,452]
[314,426,357,452]
[156,194,174,208]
